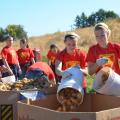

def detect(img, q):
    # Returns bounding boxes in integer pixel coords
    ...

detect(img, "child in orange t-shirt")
[17,39,35,78]
[86,23,120,75]
[55,32,87,93]
[47,44,60,79]
[1,36,21,80]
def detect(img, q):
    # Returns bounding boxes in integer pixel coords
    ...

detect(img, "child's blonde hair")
[94,23,111,37]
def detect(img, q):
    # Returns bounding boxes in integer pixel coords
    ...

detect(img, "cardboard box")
[18,94,120,120]
[0,91,19,120]
[0,86,57,120]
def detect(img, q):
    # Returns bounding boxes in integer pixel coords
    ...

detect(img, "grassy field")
[0,19,120,92]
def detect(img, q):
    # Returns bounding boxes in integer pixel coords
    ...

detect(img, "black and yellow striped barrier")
[0,105,13,120]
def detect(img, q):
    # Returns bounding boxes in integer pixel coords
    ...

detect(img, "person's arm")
[47,52,51,66]
[80,51,88,76]
[31,58,35,64]
[48,60,51,66]
[88,57,108,75]
[2,58,13,75]
[48,67,56,86]
[16,60,22,74]
[55,60,63,76]
[80,67,88,76]
[50,78,56,86]
[30,49,35,64]
[114,43,120,58]
[88,62,100,75]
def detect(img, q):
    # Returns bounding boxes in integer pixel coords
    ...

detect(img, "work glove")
[96,57,108,66]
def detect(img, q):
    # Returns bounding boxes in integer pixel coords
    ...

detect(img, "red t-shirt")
[86,42,120,74]
[17,48,34,64]
[27,62,55,81]
[47,50,59,65]
[1,46,18,64]
[57,48,87,87]
[57,48,87,70]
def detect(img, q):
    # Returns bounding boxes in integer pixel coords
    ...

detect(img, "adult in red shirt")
[17,39,35,78]
[26,62,56,86]
[47,44,60,80]
[55,32,87,93]
[87,23,120,75]
[1,36,21,80]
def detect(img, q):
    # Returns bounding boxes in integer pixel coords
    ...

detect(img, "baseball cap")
[64,32,80,41]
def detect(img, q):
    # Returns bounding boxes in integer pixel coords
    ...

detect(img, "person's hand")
[8,69,14,75]
[18,68,22,75]
[96,58,108,66]
[80,68,88,76]
[0,65,8,72]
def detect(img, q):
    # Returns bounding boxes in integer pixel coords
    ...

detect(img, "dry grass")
[0,19,120,56]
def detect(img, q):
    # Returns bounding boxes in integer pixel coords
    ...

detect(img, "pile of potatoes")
[56,88,82,112]
[0,82,11,91]
[97,70,110,90]
[0,78,44,91]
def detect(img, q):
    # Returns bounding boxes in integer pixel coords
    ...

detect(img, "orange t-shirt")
[47,50,59,65]
[57,48,87,87]
[27,62,55,81]
[1,46,18,64]
[17,48,34,64]
[86,42,120,74]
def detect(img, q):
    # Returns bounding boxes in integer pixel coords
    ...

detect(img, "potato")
[58,87,82,109]
[56,106,62,111]
[102,71,109,85]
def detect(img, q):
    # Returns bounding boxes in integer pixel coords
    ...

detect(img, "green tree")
[80,12,88,28]
[88,13,96,26]
[6,25,28,40]
[74,9,120,29]
[74,13,89,28]
[74,15,81,28]
[0,28,7,42]
[106,10,119,19]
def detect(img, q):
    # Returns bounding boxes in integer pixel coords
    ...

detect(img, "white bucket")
[1,75,15,85]
[57,65,84,104]
[93,67,120,96]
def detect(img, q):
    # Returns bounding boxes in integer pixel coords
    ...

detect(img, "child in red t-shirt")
[47,44,60,75]
[26,62,56,86]
[17,39,35,78]
[1,36,21,80]
[55,32,87,93]
[86,23,120,75]
[33,48,42,62]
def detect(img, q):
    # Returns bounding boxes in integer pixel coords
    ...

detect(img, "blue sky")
[0,0,119,37]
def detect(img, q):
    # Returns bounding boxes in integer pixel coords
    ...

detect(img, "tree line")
[0,25,27,42]
[74,9,119,28]
[0,9,119,42]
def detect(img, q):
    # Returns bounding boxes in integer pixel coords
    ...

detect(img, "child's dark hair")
[64,35,75,42]
[4,35,13,41]
[20,38,29,48]
[50,44,57,49]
